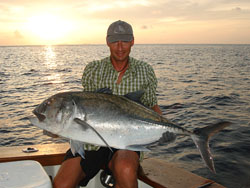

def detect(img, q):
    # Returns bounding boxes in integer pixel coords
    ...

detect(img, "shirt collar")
[106,56,137,74]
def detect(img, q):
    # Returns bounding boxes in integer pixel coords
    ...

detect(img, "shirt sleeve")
[81,61,98,92]
[140,64,158,108]
[81,61,101,151]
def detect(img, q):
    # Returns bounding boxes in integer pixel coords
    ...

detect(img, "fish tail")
[191,121,231,173]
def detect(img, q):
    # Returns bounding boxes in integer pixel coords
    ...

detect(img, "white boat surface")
[0,143,225,188]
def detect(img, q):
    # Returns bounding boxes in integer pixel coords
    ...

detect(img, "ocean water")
[0,44,250,188]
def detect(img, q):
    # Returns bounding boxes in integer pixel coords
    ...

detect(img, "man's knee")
[117,159,138,175]
[53,157,85,188]
[53,178,73,188]
[110,150,139,179]
[111,153,139,188]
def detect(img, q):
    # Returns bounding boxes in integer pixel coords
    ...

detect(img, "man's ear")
[131,39,134,46]
[106,37,110,46]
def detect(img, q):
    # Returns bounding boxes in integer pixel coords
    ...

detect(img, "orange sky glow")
[0,0,250,45]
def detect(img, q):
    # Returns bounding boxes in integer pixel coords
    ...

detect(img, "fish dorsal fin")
[95,88,113,94]
[124,90,144,104]
[73,118,113,152]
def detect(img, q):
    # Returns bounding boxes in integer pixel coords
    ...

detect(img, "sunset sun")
[26,13,73,43]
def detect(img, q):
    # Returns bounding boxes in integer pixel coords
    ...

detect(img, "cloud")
[2,0,250,23]
[72,0,250,26]
[232,7,242,11]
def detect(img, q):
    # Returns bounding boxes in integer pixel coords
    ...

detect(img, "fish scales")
[74,92,163,122]
[73,92,190,136]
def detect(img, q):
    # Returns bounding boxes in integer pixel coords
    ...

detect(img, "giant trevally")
[29,91,230,173]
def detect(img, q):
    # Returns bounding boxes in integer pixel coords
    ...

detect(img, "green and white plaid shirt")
[81,56,158,151]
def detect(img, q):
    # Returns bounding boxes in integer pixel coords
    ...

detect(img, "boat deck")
[0,143,225,188]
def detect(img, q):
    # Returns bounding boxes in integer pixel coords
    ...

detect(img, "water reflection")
[46,73,63,84]
[44,45,56,68]
[42,45,63,85]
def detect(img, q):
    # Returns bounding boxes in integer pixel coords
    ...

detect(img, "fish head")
[31,93,76,133]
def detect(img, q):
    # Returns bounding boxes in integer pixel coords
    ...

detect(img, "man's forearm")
[152,105,162,115]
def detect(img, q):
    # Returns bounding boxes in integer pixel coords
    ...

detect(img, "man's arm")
[152,104,162,115]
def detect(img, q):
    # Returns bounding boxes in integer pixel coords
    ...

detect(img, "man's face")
[107,40,134,63]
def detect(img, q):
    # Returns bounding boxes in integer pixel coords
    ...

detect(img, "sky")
[0,0,250,45]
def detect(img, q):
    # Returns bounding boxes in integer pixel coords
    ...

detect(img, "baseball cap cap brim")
[107,34,134,43]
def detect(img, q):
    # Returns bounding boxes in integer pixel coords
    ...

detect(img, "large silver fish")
[29,91,230,173]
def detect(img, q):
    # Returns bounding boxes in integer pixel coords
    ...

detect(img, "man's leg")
[53,156,85,188]
[109,150,140,188]
[53,147,112,188]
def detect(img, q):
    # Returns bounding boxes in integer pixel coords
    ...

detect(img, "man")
[53,20,162,188]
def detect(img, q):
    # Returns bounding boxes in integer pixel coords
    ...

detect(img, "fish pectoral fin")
[73,118,113,153]
[125,144,150,152]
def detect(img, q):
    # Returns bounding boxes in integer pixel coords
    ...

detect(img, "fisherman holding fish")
[30,19,230,188]
[29,20,231,188]
[53,20,166,188]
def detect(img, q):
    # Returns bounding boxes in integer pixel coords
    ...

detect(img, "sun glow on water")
[44,46,56,67]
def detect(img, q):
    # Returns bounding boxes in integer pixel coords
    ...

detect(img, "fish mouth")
[33,110,46,122]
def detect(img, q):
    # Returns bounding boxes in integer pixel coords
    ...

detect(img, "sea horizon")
[1,43,250,48]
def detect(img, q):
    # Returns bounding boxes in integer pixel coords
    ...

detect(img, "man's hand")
[159,131,176,144]
[151,105,176,143]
